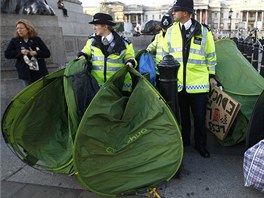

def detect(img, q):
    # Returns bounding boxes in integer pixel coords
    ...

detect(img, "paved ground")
[1,131,263,198]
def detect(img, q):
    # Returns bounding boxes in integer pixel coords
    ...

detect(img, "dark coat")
[5,36,50,83]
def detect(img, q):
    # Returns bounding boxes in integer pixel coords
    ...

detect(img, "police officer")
[164,0,217,158]
[147,14,173,69]
[78,13,136,92]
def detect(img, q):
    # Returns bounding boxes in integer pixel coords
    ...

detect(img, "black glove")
[76,52,90,61]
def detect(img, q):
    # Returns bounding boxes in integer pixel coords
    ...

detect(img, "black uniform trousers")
[178,90,208,148]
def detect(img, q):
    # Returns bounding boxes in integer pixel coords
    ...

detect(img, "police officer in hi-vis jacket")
[164,0,217,158]
[78,13,136,92]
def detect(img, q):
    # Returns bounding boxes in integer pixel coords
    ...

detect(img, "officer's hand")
[210,78,218,88]
[144,49,149,53]
[126,62,133,67]
[78,55,86,60]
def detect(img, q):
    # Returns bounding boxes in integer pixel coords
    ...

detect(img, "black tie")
[182,25,186,38]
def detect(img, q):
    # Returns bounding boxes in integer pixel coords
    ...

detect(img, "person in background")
[57,0,68,17]
[146,14,173,76]
[134,24,141,36]
[5,19,50,86]
[77,13,136,92]
[164,0,217,158]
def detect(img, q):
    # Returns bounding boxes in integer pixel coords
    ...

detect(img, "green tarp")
[215,39,264,146]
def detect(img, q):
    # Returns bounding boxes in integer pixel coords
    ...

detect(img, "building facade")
[82,0,264,38]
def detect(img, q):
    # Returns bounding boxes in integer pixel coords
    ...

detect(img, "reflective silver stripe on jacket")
[167,27,173,53]
[206,52,216,58]
[168,24,208,62]
[169,47,182,53]
[92,66,120,72]
[187,59,207,65]
[200,26,208,54]
[92,56,124,64]
[208,66,216,71]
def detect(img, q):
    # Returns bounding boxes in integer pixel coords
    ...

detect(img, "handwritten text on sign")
[206,87,241,140]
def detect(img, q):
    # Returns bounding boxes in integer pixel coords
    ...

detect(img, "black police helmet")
[160,14,173,30]
[89,13,116,26]
[172,0,195,13]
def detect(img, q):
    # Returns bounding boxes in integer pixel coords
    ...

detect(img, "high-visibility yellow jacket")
[164,20,217,93]
[81,31,136,91]
[147,30,167,74]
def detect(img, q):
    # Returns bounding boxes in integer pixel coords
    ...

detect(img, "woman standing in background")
[5,19,50,86]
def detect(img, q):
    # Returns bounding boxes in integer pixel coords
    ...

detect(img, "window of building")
[145,15,148,21]
[212,12,217,18]
[213,23,218,29]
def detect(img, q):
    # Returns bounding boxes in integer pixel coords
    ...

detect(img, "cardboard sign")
[206,87,241,140]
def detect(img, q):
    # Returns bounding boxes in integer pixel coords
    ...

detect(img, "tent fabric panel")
[215,39,264,96]
[13,78,73,170]
[2,69,65,144]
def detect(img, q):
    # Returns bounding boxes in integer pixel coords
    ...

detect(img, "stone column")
[128,15,131,23]
[200,10,202,23]
[218,12,221,30]
[246,11,249,29]
[205,9,208,24]
[262,11,264,28]
[255,11,258,28]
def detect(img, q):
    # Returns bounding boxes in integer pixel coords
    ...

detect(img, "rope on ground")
[146,187,161,198]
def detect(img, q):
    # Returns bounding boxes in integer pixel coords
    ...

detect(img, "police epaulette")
[202,24,211,31]
[121,36,131,44]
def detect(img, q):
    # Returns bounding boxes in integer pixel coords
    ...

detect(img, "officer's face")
[93,24,108,36]
[171,10,185,22]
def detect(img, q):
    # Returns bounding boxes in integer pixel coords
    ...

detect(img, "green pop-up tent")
[1,59,93,174]
[1,68,74,174]
[214,39,264,146]
[73,65,183,196]
[2,60,183,196]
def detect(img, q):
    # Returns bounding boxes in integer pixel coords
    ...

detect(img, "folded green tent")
[2,61,183,196]
[73,65,183,196]
[215,39,264,146]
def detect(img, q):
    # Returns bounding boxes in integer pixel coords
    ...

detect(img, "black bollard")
[246,42,253,63]
[158,55,180,123]
[252,41,259,71]
[260,50,264,77]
